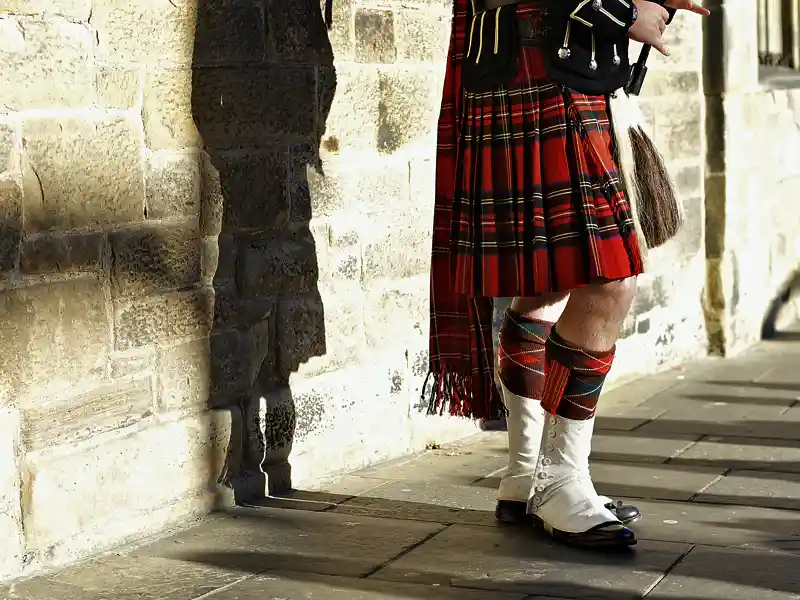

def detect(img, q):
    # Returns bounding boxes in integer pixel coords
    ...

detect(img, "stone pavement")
[4,336,800,599]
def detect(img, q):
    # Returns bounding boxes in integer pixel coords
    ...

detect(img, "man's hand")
[665,0,710,16]
[628,0,710,56]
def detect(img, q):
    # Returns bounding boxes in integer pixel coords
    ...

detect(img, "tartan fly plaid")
[426,0,643,420]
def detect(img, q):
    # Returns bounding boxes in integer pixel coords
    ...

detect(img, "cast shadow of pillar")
[191,0,336,502]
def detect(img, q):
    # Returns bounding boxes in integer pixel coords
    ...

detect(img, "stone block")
[0,178,22,274]
[110,348,155,379]
[145,151,201,220]
[96,68,141,109]
[211,150,289,232]
[115,288,212,351]
[362,225,429,281]
[0,407,22,580]
[0,121,15,172]
[21,410,231,562]
[210,316,272,401]
[158,338,211,414]
[363,278,428,348]
[673,163,702,200]
[326,0,354,60]
[0,18,94,110]
[110,225,202,297]
[0,0,90,19]
[192,65,316,148]
[355,8,397,64]
[22,116,144,231]
[21,378,154,452]
[395,7,450,63]
[322,65,381,151]
[193,0,266,65]
[0,277,111,406]
[655,102,703,161]
[143,69,201,150]
[212,279,274,333]
[265,0,333,62]
[275,291,329,377]
[237,227,319,299]
[377,68,439,154]
[21,232,105,276]
[639,69,700,99]
[200,151,224,237]
[92,0,195,65]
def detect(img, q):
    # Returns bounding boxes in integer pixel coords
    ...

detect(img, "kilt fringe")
[423,367,506,421]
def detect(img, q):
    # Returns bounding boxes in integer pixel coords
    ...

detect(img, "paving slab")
[649,545,800,600]
[590,430,700,464]
[588,462,725,502]
[694,469,800,511]
[0,555,245,600]
[129,506,445,578]
[352,445,507,486]
[208,572,528,600]
[616,497,800,551]
[594,405,667,432]
[371,523,691,598]
[670,435,800,473]
[333,481,499,527]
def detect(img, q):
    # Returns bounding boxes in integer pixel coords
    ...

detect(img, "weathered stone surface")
[655,102,703,161]
[237,228,319,299]
[0,0,90,19]
[323,66,380,151]
[192,66,316,149]
[157,338,211,414]
[265,0,333,62]
[611,497,800,550]
[673,435,800,473]
[21,378,153,452]
[590,430,699,464]
[651,546,800,600]
[200,151,224,237]
[134,506,444,578]
[142,69,201,150]
[696,469,800,511]
[211,150,289,232]
[0,277,110,406]
[363,279,428,348]
[275,291,328,377]
[96,68,140,109]
[588,462,725,502]
[110,225,202,297]
[2,554,245,600]
[355,8,397,64]
[362,226,429,281]
[213,573,528,600]
[373,524,691,596]
[22,116,144,231]
[0,178,22,273]
[115,288,212,351]
[209,316,272,401]
[21,232,105,275]
[0,121,15,171]
[193,0,266,65]
[0,19,94,110]
[145,152,201,220]
[326,0,355,60]
[92,0,195,65]
[0,407,22,580]
[396,6,450,63]
[377,68,438,153]
[21,410,230,562]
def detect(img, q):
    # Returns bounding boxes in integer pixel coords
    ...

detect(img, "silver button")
[548,430,557,438]
[592,0,602,10]
[589,59,598,71]
[558,47,571,60]
[547,444,555,452]
[536,485,546,492]
[538,471,548,479]
[531,496,541,506]
[542,457,552,466]
[550,417,558,426]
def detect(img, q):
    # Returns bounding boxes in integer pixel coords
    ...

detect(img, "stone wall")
[1,0,799,584]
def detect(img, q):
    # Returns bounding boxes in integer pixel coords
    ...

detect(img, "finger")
[683,0,711,15]
[660,6,670,20]
[652,40,670,56]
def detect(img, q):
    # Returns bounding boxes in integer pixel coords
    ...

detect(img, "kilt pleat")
[427,0,644,421]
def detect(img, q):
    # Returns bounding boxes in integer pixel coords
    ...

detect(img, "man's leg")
[495,293,640,527]
[495,295,567,521]
[530,278,638,549]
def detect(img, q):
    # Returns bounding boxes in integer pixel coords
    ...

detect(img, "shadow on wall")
[191,0,336,500]
[761,267,800,340]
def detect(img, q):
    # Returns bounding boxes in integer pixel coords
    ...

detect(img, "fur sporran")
[609,91,683,255]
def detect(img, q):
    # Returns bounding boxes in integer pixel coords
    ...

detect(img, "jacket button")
[592,0,602,10]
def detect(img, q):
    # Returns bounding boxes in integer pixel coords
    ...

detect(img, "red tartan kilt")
[437,2,644,299]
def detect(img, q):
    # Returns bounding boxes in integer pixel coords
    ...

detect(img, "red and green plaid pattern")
[426,1,643,421]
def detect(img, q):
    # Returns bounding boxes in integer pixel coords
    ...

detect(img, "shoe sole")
[543,522,637,550]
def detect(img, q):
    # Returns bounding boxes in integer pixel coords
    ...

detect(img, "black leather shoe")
[495,499,641,526]
[546,521,637,550]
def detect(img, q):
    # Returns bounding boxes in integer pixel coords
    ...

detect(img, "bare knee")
[511,292,570,321]
[564,277,637,322]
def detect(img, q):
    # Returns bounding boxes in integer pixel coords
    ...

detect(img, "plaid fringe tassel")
[423,367,506,421]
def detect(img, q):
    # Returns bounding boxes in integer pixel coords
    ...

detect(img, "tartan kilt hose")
[426,0,644,420]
